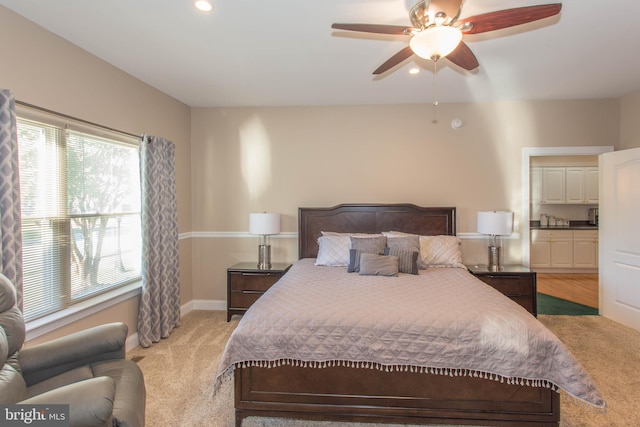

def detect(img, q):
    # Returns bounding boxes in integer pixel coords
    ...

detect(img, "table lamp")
[477,211,513,272]
[249,212,280,270]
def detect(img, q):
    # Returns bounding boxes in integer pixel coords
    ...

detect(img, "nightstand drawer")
[229,290,265,308]
[227,262,292,321]
[477,275,533,296]
[229,272,282,292]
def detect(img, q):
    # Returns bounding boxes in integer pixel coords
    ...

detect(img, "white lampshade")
[409,25,462,60]
[477,211,513,236]
[249,212,280,235]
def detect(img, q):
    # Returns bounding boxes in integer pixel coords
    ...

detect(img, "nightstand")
[227,262,291,321]
[466,265,537,316]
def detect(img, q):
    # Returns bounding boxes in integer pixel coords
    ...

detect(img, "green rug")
[537,293,599,315]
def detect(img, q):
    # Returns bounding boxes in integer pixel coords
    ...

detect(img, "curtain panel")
[0,89,24,307]
[138,135,181,347]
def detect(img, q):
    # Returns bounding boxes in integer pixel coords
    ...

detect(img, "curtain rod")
[16,100,140,139]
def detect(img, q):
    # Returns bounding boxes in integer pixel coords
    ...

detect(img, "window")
[17,114,141,322]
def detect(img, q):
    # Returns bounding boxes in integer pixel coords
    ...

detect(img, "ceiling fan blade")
[445,42,479,71]
[331,23,412,35]
[373,46,414,75]
[430,0,463,22]
[457,4,562,35]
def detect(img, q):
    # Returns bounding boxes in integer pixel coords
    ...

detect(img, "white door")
[600,148,640,331]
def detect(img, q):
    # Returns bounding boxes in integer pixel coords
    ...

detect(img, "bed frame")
[234,204,560,426]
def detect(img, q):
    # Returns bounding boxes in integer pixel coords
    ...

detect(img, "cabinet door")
[542,167,565,204]
[530,240,551,268]
[573,230,598,268]
[584,167,599,203]
[530,230,551,268]
[550,238,573,268]
[565,167,585,204]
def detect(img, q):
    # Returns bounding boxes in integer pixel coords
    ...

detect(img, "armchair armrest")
[20,322,128,386]
[21,376,116,427]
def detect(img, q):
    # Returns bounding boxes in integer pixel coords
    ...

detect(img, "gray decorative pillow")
[384,247,419,274]
[347,236,387,273]
[358,253,399,277]
[350,236,386,253]
[386,235,425,269]
[348,249,363,273]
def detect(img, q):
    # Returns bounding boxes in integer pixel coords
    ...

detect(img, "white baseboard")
[181,299,226,316]
[126,332,139,352]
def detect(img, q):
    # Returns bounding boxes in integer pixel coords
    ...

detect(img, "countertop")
[530,221,598,230]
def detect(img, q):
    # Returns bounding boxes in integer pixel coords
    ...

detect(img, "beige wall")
[190,100,620,301]
[0,6,192,341]
[621,89,640,149]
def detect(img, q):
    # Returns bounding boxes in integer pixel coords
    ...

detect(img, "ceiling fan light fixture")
[409,25,462,61]
[194,0,213,12]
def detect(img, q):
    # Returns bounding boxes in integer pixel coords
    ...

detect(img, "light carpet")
[127,311,640,427]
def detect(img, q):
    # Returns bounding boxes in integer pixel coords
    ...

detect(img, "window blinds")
[17,116,141,322]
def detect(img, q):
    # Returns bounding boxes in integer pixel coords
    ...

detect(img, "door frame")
[521,146,614,266]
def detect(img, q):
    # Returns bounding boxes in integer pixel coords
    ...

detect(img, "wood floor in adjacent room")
[537,273,599,308]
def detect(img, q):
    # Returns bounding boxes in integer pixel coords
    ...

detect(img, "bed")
[215,204,604,426]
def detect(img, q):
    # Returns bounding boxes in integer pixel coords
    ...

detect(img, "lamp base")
[487,246,501,272]
[257,244,271,270]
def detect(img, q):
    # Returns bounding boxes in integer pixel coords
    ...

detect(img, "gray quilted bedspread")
[215,258,605,409]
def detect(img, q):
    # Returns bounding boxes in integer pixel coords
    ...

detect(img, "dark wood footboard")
[234,364,560,426]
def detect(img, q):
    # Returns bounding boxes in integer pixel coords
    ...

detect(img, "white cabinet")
[541,167,566,204]
[565,167,599,204]
[531,166,598,205]
[573,230,599,268]
[565,167,586,203]
[530,230,573,268]
[530,234,552,268]
[531,229,598,269]
[584,167,599,203]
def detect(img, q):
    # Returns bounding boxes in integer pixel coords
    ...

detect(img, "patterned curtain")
[0,90,24,308]
[137,135,180,347]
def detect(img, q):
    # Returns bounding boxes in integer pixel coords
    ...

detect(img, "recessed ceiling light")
[409,68,420,74]
[195,1,213,12]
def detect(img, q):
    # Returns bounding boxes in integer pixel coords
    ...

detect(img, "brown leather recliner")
[0,273,145,427]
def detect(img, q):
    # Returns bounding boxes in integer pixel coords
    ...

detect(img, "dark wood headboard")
[298,204,456,259]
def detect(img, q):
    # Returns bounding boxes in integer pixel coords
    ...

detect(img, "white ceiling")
[2,0,640,107]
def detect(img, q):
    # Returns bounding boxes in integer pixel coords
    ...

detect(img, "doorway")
[521,146,613,311]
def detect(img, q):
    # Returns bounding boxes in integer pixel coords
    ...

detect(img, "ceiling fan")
[332,0,562,75]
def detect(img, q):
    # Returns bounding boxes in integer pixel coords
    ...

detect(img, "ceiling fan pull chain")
[432,60,439,122]
[433,60,438,107]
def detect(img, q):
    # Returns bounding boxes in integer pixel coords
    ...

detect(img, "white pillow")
[315,235,351,266]
[419,235,464,268]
